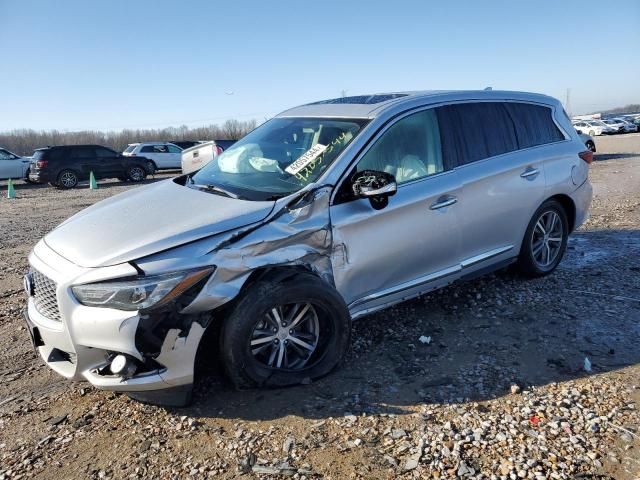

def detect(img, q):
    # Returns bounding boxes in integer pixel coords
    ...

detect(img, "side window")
[436,102,518,167]
[356,109,443,184]
[167,145,182,154]
[94,147,114,158]
[153,145,169,154]
[70,148,94,158]
[140,146,155,153]
[502,103,565,148]
[0,149,13,160]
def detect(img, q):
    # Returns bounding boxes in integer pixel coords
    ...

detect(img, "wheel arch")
[546,193,576,233]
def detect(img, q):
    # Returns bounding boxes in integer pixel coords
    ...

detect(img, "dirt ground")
[0,134,639,479]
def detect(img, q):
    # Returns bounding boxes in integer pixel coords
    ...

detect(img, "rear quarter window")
[503,103,565,148]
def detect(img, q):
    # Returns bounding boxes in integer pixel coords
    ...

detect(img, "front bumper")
[25,240,202,395]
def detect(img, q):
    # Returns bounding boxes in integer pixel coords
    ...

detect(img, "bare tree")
[0,119,260,156]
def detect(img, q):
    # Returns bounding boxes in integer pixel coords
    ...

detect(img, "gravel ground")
[0,134,638,479]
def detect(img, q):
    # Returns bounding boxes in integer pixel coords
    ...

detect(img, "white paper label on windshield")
[285,144,327,175]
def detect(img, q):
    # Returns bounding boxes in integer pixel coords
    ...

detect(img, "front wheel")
[586,140,596,153]
[127,165,146,182]
[517,200,569,277]
[588,130,595,136]
[220,273,351,389]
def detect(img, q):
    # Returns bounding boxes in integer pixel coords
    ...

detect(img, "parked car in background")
[181,140,238,175]
[181,141,223,174]
[29,145,148,188]
[577,131,596,152]
[609,117,638,133]
[601,119,626,134]
[122,142,183,173]
[572,120,616,136]
[0,147,32,181]
[214,139,236,151]
[170,140,202,150]
[24,90,592,406]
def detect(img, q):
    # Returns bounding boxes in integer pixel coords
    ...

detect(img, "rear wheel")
[517,200,569,277]
[127,165,146,182]
[56,169,79,189]
[220,273,351,389]
[145,160,156,175]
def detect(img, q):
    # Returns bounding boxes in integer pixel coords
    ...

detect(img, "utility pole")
[340,89,348,98]
[565,88,572,118]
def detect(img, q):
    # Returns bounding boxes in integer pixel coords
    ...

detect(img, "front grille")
[31,269,61,321]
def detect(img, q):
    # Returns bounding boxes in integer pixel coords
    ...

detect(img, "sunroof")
[307,94,408,105]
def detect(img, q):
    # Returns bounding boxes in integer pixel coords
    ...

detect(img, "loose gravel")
[0,135,638,479]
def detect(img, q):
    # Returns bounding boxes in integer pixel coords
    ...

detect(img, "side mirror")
[351,170,397,210]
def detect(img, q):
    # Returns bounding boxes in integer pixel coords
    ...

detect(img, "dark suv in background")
[29,145,149,188]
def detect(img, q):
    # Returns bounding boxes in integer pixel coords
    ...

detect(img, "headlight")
[71,268,213,310]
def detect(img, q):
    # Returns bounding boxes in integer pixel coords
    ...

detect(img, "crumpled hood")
[44,179,275,268]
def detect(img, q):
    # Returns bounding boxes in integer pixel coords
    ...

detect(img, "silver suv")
[24,91,592,406]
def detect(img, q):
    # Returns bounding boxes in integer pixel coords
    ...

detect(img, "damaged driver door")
[329,108,463,317]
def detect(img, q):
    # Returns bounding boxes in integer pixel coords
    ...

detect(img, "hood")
[44,179,275,268]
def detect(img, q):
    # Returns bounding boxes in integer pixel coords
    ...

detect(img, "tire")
[220,273,351,389]
[56,169,79,189]
[145,160,156,175]
[588,130,595,136]
[127,165,147,182]
[586,140,596,153]
[24,168,33,184]
[517,200,569,277]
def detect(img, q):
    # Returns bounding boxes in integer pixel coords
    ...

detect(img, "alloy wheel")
[60,171,77,188]
[249,303,320,370]
[531,210,563,268]
[129,167,145,181]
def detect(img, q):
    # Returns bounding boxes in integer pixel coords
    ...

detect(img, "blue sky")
[1,0,638,131]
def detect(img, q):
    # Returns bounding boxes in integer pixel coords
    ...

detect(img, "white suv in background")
[572,120,615,136]
[123,143,183,173]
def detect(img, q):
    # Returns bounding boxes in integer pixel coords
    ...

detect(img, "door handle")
[430,195,458,210]
[520,167,540,179]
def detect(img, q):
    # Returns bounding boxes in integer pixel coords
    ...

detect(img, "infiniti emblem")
[23,273,34,296]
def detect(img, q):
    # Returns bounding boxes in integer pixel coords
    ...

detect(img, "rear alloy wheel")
[220,273,351,389]
[518,200,569,276]
[127,166,146,182]
[57,169,79,189]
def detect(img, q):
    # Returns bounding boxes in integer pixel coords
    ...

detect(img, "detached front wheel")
[220,273,351,389]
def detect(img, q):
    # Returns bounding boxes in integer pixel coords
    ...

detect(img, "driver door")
[329,108,462,313]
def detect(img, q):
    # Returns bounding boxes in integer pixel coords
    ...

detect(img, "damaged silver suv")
[24,91,592,406]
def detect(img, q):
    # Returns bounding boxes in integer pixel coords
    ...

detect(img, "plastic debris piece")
[418,335,432,344]
[584,357,592,372]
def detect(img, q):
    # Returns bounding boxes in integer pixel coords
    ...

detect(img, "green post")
[89,171,98,190]
[7,178,16,199]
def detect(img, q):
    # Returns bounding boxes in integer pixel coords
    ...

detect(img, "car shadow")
[594,152,638,161]
[172,228,640,420]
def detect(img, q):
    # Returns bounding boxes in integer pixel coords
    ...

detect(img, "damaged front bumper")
[26,240,205,405]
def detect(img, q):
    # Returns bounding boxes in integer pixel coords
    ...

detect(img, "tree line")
[0,119,258,156]
[599,104,640,115]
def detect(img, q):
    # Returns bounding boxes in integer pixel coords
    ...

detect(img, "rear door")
[330,108,462,312]
[166,144,183,168]
[69,147,97,179]
[94,147,122,178]
[439,102,563,274]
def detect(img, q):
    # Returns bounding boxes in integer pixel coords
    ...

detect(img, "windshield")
[190,117,368,200]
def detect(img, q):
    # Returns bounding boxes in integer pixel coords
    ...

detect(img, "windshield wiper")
[190,183,242,199]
